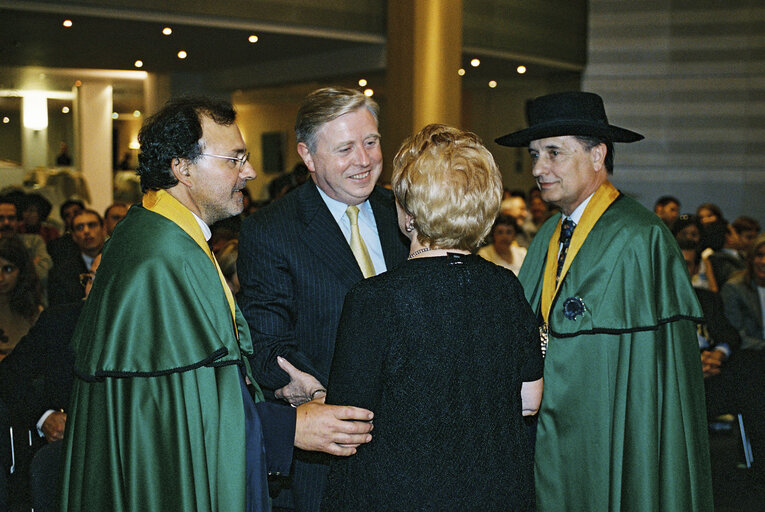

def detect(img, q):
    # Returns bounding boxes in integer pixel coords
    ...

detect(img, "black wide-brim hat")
[495,91,644,147]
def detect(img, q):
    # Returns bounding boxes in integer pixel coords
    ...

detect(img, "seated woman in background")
[0,237,42,359]
[322,124,543,512]
[477,213,527,275]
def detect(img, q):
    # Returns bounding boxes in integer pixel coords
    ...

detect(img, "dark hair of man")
[21,193,53,220]
[574,136,614,174]
[672,214,700,237]
[0,237,41,320]
[655,195,680,209]
[104,202,127,219]
[508,190,526,200]
[137,97,236,193]
[732,216,760,235]
[0,195,18,214]
[700,219,728,252]
[59,198,85,220]
[72,209,104,227]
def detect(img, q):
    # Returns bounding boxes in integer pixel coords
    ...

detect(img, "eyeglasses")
[79,272,95,288]
[199,152,250,171]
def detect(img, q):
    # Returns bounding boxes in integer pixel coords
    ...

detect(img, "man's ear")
[171,157,193,186]
[591,143,607,173]
[297,143,316,173]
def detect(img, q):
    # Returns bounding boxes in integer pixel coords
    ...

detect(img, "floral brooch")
[562,296,587,320]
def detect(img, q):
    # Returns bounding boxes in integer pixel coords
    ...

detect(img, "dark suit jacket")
[47,253,87,307]
[695,287,741,355]
[239,181,409,390]
[238,180,408,511]
[721,274,765,350]
[0,301,82,431]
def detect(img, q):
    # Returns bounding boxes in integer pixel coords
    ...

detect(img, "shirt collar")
[565,192,595,224]
[190,211,211,241]
[316,185,373,224]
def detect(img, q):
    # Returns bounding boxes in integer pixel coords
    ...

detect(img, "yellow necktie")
[346,205,376,278]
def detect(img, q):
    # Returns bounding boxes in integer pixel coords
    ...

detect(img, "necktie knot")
[346,205,360,226]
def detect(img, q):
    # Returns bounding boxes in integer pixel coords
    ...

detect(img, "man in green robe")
[59,97,375,511]
[496,92,713,511]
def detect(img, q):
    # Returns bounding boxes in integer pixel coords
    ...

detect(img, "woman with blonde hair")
[322,124,543,511]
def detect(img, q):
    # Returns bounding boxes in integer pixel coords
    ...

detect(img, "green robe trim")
[60,206,262,511]
[518,194,713,511]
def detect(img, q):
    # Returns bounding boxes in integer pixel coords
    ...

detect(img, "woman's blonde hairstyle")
[392,124,502,251]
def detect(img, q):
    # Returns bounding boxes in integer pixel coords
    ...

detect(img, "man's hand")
[701,349,725,378]
[41,411,67,443]
[294,397,373,456]
[274,356,326,406]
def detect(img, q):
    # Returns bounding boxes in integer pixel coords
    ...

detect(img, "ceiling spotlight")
[134,60,144,68]
[133,110,141,118]
[364,89,374,97]
[358,79,368,87]
[177,50,187,59]
[516,65,527,74]
[248,35,259,43]
[2,117,9,124]
[61,106,70,114]
[74,80,82,87]
[470,58,480,67]
[458,68,466,76]
[112,112,119,120]
[488,80,497,88]
[162,27,172,36]
[62,19,73,28]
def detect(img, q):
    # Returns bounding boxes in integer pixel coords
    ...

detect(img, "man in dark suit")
[238,87,409,511]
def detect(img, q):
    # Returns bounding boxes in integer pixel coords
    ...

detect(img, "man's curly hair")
[137,97,236,192]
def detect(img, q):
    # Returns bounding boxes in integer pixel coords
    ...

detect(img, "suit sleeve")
[238,217,323,391]
[255,401,295,475]
[721,282,765,350]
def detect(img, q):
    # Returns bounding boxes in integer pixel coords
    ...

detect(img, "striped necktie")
[556,218,576,284]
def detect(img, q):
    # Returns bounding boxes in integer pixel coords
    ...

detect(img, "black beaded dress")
[322,253,543,511]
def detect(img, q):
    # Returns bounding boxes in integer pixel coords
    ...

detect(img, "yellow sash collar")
[541,181,620,324]
[142,189,237,331]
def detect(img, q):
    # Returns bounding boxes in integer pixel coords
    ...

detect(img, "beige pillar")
[144,72,172,117]
[21,94,48,169]
[77,82,113,213]
[384,0,463,179]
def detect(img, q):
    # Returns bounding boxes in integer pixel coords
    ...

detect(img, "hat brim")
[495,120,644,147]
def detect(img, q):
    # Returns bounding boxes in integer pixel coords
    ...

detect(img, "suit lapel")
[370,187,408,270]
[298,181,364,288]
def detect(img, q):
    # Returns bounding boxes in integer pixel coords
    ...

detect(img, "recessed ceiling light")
[74,80,82,87]
[488,80,497,88]
[470,58,480,67]
[2,117,9,124]
[61,106,70,114]
[62,20,73,28]
[133,110,141,118]
[364,89,374,97]
[516,65,527,74]
[112,112,119,119]
[162,27,172,36]
[134,60,144,68]
[248,35,258,43]
[358,79,367,87]
[177,50,187,59]
[457,68,466,76]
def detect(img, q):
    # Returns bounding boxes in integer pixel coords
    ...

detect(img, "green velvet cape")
[518,194,713,511]
[59,206,263,511]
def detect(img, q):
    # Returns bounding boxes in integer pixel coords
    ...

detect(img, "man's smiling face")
[299,107,382,206]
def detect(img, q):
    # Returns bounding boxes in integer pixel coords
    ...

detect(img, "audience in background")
[17,194,60,244]
[103,202,128,237]
[654,195,681,228]
[46,198,84,266]
[0,196,53,292]
[697,202,723,227]
[500,194,532,248]
[215,239,241,296]
[477,214,527,275]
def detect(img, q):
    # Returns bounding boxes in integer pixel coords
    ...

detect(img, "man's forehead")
[200,117,244,149]
[318,109,379,142]
[0,203,16,214]
[74,213,99,225]
[529,135,578,149]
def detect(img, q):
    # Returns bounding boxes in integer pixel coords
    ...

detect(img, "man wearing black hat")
[497,92,713,511]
